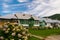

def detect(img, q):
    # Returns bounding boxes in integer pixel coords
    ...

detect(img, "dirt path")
[45,35,60,40]
[30,34,44,40]
[30,34,60,40]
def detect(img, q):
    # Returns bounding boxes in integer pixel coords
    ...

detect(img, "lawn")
[28,37,41,40]
[29,29,60,37]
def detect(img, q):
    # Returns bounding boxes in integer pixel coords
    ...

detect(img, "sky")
[0,0,60,17]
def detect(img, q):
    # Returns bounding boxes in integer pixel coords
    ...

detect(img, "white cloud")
[3,3,9,8]
[2,0,60,17]
[2,11,10,13]
[24,0,60,17]
[18,0,28,2]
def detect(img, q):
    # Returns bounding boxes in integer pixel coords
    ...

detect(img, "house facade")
[40,18,60,28]
[0,13,40,27]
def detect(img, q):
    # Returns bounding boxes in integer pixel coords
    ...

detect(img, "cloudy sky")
[0,0,60,17]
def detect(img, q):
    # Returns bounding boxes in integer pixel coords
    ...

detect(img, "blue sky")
[0,0,33,15]
[0,0,60,17]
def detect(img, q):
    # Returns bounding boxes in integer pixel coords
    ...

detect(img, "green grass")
[29,29,60,37]
[28,37,41,40]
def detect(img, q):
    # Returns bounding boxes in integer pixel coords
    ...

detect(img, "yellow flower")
[19,39,21,40]
[18,25,23,29]
[0,25,3,29]
[27,34,30,36]
[15,27,19,29]
[7,28,10,31]
[16,29,20,32]
[10,39,14,40]
[5,30,9,33]
[22,36,27,39]
[23,28,28,31]
[24,36,28,40]
[12,28,15,31]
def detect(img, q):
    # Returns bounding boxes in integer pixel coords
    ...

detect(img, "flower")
[3,28,6,31]
[24,28,26,30]
[11,32,16,36]
[7,22,10,24]
[12,28,15,31]
[19,39,21,40]
[7,28,10,31]
[22,36,27,38]
[18,34,22,38]
[5,30,9,33]
[15,27,19,29]
[16,29,20,32]
[27,34,30,36]
[4,25,8,28]
[0,36,4,40]
[22,32,25,35]
[24,36,28,40]
[0,25,3,29]
[10,39,14,40]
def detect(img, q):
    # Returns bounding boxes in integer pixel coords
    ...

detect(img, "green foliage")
[47,14,60,20]
[29,22,34,27]
[29,17,34,27]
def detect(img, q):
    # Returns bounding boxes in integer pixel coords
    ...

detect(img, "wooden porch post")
[14,14,20,25]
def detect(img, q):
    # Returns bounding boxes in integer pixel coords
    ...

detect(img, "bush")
[0,23,30,40]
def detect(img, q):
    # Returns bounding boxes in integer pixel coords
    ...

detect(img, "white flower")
[18,34,22,38]
[19,39,21,40]
[3,28,6,31]
[4,25,8,28]
[22,32,25,35]
[0,36,4,39]
[11,32,16,36]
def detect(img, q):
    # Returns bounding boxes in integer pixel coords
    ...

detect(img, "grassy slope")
[29,29,60,37]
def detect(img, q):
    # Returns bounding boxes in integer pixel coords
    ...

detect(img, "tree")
[29,17,34,27]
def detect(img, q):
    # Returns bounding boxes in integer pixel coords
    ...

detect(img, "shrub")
[0,23,30,40]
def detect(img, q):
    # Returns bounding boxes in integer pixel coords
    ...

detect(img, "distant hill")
[44,14,60,20]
